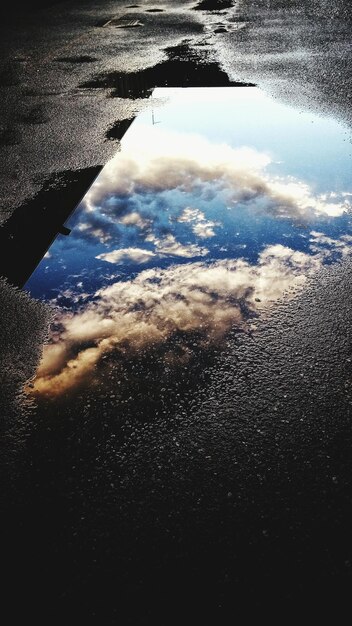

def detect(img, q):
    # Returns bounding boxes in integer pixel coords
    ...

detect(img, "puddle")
[80,44,253,99]
[0,45,251,289]
[194,0,235,10]
[23,87,352,401]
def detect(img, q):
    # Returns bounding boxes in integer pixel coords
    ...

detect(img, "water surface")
[25,87,352,397]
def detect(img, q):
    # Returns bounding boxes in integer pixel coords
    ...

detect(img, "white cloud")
[266,181,349,218]
[96,247,156,264]
[53,288,90,305]
[154,234,209,258]
[178,207,218,239]
[81,126,350,222]
[192,221,216,239]
[77,222,112,243]
[118,212,151,229]
[96,236,208,264]
[177,208,202,223]
[309,231,352,257]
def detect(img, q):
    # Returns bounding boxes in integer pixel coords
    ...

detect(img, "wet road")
[0,1,351,623]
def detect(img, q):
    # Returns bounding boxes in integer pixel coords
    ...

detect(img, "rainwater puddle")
[80,43,250,98]
[24,87,352,400]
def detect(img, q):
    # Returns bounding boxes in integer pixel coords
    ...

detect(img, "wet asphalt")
[0,0,351,623]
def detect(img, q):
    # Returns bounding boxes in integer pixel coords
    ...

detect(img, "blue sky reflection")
[25,87,352,396]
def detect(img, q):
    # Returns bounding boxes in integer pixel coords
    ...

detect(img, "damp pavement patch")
[54,55,98,64]
[0,277,50,426]
[105,117,135,141]
[194,0,235,10]
[80,43,254,99]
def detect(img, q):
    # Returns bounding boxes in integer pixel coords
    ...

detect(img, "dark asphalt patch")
[80,43,254,99]
[194,0,235,10]
[105,117,134,141]
[0,126,21,146]
[54,55,98,64]
[0,64,20,87]
[17,105,49,125]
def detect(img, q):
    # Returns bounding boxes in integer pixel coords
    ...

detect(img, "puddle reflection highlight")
[25,87,352,397]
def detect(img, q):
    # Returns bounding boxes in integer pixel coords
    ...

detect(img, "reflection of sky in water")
[25,88,352,396]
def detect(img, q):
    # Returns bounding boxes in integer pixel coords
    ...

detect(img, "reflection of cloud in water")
[81,127,350,234]
[96,247,156,264]
[177,207,218,239]
[118,212,151,230]
[153,234,209,258]
[96,236,209,265]
[309,231,352,257]
[32,236,350,397]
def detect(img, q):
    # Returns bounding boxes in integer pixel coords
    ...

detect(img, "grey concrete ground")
[0,0,351,622]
